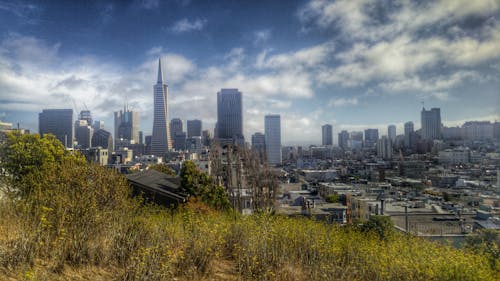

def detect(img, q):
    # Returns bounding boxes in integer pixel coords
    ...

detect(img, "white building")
[265,114,282,166]
[377,136,392,160]
[438,147,471,165]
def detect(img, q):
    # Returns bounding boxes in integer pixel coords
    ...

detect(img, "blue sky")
[0,0,499,145]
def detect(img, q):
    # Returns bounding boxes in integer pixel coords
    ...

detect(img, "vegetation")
[0,132,498,280]
[147,163,177,176]
[325,193,339,203]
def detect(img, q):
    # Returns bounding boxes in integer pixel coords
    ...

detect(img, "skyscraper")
[170,118,185,151]
[404,121,414,148]
[151,58,172,155]
[114,104,139,146]
[92,129,113,151]
[187,119,202,138]
[251,132,266,161]
[217,88,243,145]
[39,109,74,148]
[364,128,379,148]
[170,118,183,136]
[388,125,396,142]
[421,107,441,140]
[79,110,92,126]
[265,114,281,166]
[322,124,333,146]
[377,136,393,160]
[338,130,349,150]
[75,120,93,149]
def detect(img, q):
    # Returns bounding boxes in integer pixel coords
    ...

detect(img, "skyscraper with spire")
[151,58,172,155]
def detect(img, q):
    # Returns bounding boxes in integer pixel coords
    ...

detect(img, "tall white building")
[151,58,172,156]
[265,114,281,166]
[377,136,392,160]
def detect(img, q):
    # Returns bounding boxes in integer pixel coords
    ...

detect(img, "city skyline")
[0,0,499,145]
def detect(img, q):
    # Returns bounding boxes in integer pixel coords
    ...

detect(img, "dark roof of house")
[126,169,188,202]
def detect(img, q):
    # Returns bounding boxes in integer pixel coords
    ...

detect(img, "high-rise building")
[92,129,113,151]
[79,110,92,126]
[388,125,396,142]
[364,128,379,148]
[114,104,139,146]
[202,130,211,146]
[462,121,494,140]
[138,131,143,145]
[251,132,266,161]
[75,120,93,149]
[170,118,183,136]
[421,107,441,140]
[217,88,243,145]
[187,119,202,138]
[151,58,172,155]
[349,131,363,150]
[265,114,281,166]
[322,124,333,146]
[173,132,186,151]
[39,109,74,148]
[93,120,104,131]
[377,136,392,160]
[338,130,349,149]
[404,121,414,148]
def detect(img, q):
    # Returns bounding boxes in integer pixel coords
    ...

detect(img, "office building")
[187,119,202,138]
[322,124,333,146]
[217,88,243,145]
[92,129,113,151]
[79,110,92,126]
[421,107,441,140]
[377,136,392,160]
[338,130,349,150]
[388,125,396,142]
[364,128,379,148]
[39,109,74,148]
[404,121,414,148]
[202,130,211,146]
[75,120,93,149]
[251,132,266,161]
[138,131,143,144]
[93,120,104,130]
[170,118,183,136]
[151,58,172,155]
[350,131,363,149]
[265,114,281,166]
[173,131,187,151]
[114,104,139,146]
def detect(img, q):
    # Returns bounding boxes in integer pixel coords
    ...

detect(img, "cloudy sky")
[0,0,499,145]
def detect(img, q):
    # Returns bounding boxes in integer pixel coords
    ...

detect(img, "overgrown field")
[0,132,498,280]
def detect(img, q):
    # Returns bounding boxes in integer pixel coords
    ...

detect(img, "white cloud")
[253,29,271,44]
[256,42,334,70]
[170,18,207,33]
[328,97,358,107]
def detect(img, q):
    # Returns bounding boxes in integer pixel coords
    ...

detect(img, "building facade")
[151,58,172,155]
[265,114,281,166]
[39,109,74,148]
[388,125,396,142]
[421,107,441,140]
[251,132,266,161]
[404,121,414,148]
[322,124,333,146]
[364,128,379,148]
[217,88,243,145]
[114,105,139,146]
[75,120,93,149]
[338,130,349,150]
[187,119,202,138]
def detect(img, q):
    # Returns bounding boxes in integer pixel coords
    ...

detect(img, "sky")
[0,0,499,145]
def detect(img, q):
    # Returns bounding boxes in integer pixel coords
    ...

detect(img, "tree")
[180,160,231,211]
[0,132,85,197]
[148,163,176,176]
[466,229,500,270]
[361,215,394,240]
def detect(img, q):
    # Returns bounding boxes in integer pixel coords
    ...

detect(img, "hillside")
[0,133,498,280]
